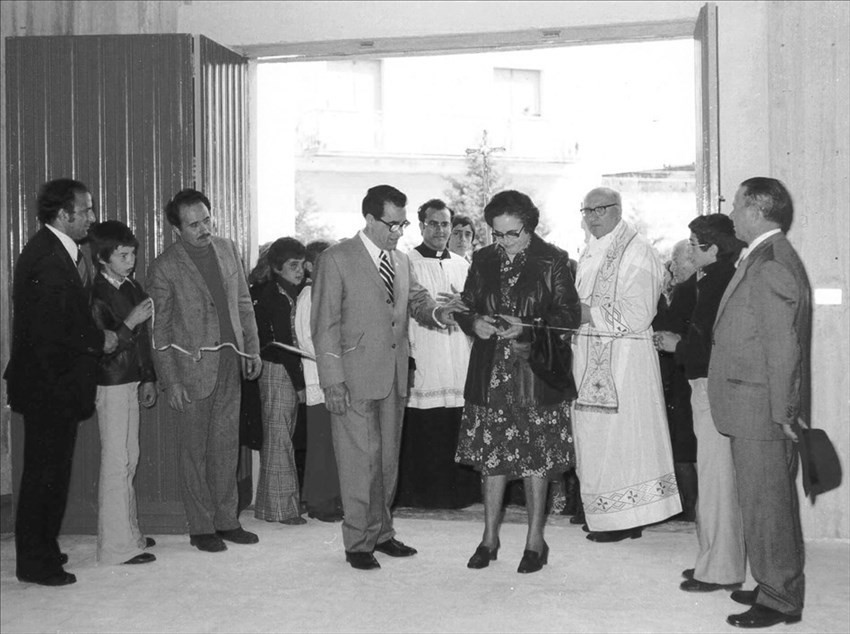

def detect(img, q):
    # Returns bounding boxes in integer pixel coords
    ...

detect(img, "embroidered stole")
[575,222,637,413]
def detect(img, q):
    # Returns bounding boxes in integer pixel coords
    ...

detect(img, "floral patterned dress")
[455,248,574,479]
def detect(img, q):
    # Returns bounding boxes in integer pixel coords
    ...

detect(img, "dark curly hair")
[483,190,539,232]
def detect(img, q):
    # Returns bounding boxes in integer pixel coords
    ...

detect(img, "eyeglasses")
[579,203,618,217]
[491,226,524,240]
[688,240,710,249]
[424,220,451,231]
[376,218,411,233]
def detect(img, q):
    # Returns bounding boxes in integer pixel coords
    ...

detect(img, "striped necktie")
[379,250,395,302]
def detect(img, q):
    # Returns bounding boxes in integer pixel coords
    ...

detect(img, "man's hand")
[243,355,262,380]
[167,383,191,412]
[324,382,350,415]
[139,382,157,408]
[103,330,118,354]
[434,294,468,326]
[780,423,799,442]
[580,302,594,326]
[653,331,681,353]
[124,298,153,329]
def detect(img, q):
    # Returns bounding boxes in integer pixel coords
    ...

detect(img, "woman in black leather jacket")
[454,190,581,574]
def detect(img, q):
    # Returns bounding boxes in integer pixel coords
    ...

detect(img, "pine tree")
[444,130,508,246]
[294,182,334,244]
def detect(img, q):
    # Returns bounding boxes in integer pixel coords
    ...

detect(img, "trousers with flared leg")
[689,378,746,584]
[96,383,147,564]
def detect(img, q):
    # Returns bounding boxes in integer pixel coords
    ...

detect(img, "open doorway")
[257,38,696,262]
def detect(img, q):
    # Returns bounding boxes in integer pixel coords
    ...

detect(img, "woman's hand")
[496,314,523,340]
[653,331,681,353]
[472,316,499,340]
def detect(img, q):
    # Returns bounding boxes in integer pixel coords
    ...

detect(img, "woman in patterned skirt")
[253,237,308,525]
[455,190,581,573]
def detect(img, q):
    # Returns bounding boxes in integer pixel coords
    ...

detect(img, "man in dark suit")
[311,185,461,570]
[708,177,811,628]
[5,179,118,586]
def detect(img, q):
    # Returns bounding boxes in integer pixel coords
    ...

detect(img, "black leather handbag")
[528,318,573,393]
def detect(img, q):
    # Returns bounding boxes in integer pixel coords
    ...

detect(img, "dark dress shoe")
[727,605,801,628]
[731,589,759,606]
[374,538,417,557]
[517,542,549,574]
[682,568,695,580]
[17,571,77,586]
[123,553,156,565]
[56,553,69,565]
[345,551,381,570]
[569,508,586,525]
[145,537,156,548]
[680,578,743,592]
[586,527,642,543]
[216,527,259,544]
[467,541,499,569]
[190,533,228,552]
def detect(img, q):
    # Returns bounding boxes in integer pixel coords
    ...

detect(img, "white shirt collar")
[45,223,79,263]
[358,230,389,268]
[738,228,782,266]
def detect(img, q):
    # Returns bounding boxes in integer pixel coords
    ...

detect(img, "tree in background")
[294,180,335,244]
[444,130,553,246]
[444,131,509,247]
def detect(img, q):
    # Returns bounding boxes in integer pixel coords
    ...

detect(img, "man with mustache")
[147,188,262,554]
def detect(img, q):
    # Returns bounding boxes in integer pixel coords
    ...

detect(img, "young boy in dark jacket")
[89,221,157,565]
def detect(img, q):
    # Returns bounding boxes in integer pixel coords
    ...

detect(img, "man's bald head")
[582,187,623,239]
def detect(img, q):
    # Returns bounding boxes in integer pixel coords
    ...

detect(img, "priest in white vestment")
[572,187,681,542]
[395,199,480,509]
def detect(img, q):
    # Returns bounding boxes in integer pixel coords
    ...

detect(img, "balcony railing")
[296,109,577,162]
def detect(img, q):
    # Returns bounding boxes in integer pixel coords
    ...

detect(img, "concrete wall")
[1,0,848,539]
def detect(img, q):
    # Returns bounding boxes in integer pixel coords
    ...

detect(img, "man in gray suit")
[311,185,461,570]
[708,177,811,629]
[148,189,262,554]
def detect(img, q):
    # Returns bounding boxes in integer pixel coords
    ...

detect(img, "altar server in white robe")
[572,187,681,542]
[395,199,480,509]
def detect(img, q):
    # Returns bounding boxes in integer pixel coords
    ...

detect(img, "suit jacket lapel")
[173,240,214,303]
[351,235,389,298]
[714,235,778,329]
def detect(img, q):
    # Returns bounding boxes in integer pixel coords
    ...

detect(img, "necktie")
[379,250,395,302]
[76,250,87,283]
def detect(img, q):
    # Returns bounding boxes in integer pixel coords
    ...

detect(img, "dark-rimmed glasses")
[491,226,524,240]
[376,218,411,233]
[580,203,618,218]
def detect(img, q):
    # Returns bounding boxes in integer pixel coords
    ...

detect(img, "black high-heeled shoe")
[467,539,500,569]
[517,542,549,574]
